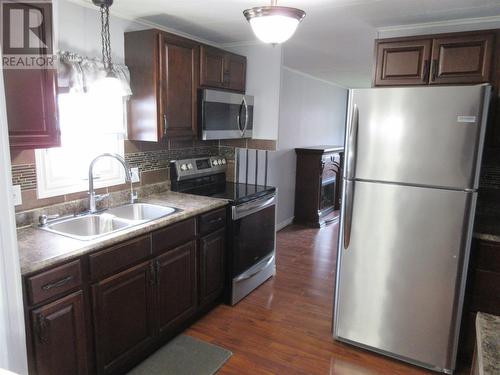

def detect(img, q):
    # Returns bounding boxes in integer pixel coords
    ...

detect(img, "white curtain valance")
[57,51,132,96]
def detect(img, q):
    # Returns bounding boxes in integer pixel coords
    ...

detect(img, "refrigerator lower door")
[334,180,475,372]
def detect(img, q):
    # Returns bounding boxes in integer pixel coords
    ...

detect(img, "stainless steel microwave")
[200,89,254,140]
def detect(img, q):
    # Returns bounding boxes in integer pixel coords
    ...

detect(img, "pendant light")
[91,0,124,96]
[243,0,306,44]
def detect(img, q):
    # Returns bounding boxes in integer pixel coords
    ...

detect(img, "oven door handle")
[232,194,276,220]
[234,254,275,282]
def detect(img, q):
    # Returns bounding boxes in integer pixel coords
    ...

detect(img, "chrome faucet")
[88,153,137,213]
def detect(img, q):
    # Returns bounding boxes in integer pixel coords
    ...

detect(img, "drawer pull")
[208,217,224,225]
[41,275,73,291]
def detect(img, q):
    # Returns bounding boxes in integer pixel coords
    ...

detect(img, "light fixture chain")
[99,5,113,73]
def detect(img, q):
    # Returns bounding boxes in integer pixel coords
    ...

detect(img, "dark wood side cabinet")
[4,68,60,149]
[23,208,227,375]
[200,46,246,93]
[374,31,495,86]
[294,146,344,227]
[459,238,500,362]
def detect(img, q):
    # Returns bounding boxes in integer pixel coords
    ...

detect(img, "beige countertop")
[17,191,228,276]
[475,312,500,375]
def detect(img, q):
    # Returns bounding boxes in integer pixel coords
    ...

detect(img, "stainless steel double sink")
[40,203,179,241]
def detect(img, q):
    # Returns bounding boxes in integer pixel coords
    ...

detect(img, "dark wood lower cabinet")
[156,241,197,335]
[199,229,225,307]
[30,291,88,375]
[92,261,155,375]
[24,210,227,375]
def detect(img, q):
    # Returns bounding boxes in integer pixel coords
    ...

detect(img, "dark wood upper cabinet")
[429,33,494,84]
[159,34,199,139]
[226,53,247,92]
[155,240,197,335]
[125,29,198,142]
[199,228,225,308]
[374,39,432,86]
[200,46,226,88]
[373,31,496,87]
[4,68,60,149]
[200,46,247,92]
[30,291,88,375]
[92,261,155,375]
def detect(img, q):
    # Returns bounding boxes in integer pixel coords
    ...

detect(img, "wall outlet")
[131,168,140,183]
[12,185,22,206]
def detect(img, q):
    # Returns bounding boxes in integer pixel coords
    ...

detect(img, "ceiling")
[74,0,500,88]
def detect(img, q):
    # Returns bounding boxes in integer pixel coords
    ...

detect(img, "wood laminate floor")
[186,221,470,375]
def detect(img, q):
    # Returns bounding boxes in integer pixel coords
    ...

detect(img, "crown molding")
[377,15,500,38]
[221,40,263,48]
[281,66,348,89]
[64,0,222,47]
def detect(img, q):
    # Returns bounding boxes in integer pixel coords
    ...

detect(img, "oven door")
[231,194,276,276]
[201,89,254,140]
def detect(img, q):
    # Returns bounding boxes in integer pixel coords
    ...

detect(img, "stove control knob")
[212,160,218,166]
[218,159,223,165]
[180,164,188,171]
[221,158,226,165]
[187,163,193,170]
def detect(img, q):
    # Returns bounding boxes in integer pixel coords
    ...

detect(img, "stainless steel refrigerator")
[333,85,491,374]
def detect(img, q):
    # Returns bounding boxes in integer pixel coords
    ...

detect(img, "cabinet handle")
[163,114,168,136]
[41,275,73,291]
[423,60,430,82]
[208,217,223,225]
[431,59,438,81]
[37,314,48,343]
[155,260,161,286]
[149,262,156,286]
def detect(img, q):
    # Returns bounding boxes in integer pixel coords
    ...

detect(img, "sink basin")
[43,214,131,241]
[106,203,176,222]
[40,203,179,241]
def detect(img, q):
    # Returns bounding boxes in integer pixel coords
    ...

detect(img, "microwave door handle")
[237,99,245,137]
[242,96,249,136]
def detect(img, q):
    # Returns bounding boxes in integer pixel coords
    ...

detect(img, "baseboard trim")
[276,217,294,232]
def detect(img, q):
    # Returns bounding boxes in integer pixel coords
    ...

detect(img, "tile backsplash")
[10,140,219,212]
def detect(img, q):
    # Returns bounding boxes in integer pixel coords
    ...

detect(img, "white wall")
[228,44,283,140]
[270,68,348,228]
[58,0,146,62]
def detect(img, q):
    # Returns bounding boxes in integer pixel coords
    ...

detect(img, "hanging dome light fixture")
[243,0,306,44]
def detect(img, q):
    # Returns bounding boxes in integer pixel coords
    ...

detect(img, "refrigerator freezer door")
[345,85,490,190]
[334,180,474,371]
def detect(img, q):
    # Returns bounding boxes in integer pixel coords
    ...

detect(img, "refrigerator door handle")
[346,104,359,180]
[343,180,355,250]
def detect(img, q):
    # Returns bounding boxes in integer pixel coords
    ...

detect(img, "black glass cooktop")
[209,182,276,205]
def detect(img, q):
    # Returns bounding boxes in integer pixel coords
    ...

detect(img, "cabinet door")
[4,68,60,149]
[159,34,199,139]
[200,46,225,89]
[92,262,155,375]
[155,240,197,335]
[30,291,88,375]
[374,39,432,86]
[429,33,494,84]
[226,54,247,92]
[199,229,225,307]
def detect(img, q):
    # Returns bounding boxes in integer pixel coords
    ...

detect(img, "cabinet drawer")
[152,218,196,255]
[199,208,226,235]
[27,260,82,306]
[89,235,151,280]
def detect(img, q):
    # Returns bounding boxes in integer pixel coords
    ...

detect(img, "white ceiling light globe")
[249,15,300,44]
[244,4,306,45]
